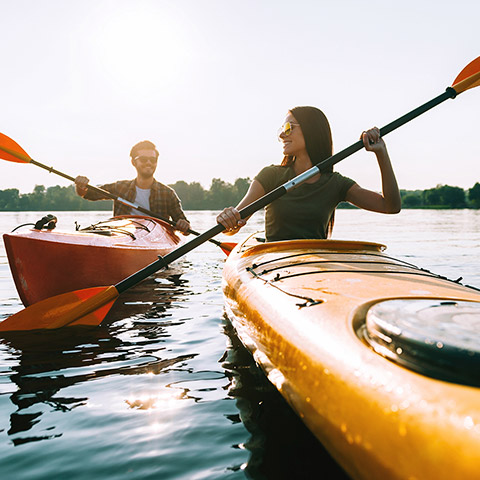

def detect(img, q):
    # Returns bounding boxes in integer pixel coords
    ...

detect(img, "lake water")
[0,209,479,480]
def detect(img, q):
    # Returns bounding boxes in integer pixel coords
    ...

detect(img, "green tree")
[438,185,466,208]
[169,181,206,210]
[233,177,250,199]
[423,187,441,206]
[0,188,20,210]
[14,185,47,210]
[169,178,250,210]
[403,194,422,208]
[206,178,237,209]
[423,184,466,208]
[468,182,480,208]
[44,185,90,210]
[32,185,47,210]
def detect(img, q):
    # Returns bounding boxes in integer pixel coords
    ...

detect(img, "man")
[74,140,190,234]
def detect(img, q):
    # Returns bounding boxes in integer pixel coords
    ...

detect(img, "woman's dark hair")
[281,106,333,169]
[281,106,335,236]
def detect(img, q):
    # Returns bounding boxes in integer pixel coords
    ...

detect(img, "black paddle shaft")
[115,87,458,294]
[317,87,457,173]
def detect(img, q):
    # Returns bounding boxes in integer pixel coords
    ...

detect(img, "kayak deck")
[222,234,480,480]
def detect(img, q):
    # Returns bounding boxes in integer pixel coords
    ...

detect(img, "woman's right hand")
[216,207,246,234]
[360,127,386,154]
[74,175,90,197]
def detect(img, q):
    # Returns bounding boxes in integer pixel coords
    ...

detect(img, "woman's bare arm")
[345,128,401,214]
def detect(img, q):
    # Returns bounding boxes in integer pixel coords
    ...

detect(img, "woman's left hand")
[361,127,386,153]
[216,207,246,234]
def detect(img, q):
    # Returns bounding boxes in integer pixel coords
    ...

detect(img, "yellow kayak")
[222,234,480,480]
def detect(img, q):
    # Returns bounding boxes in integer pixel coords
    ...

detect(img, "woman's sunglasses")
[277,121,300,139]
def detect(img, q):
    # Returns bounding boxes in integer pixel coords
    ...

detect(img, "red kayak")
[3,215,183,306]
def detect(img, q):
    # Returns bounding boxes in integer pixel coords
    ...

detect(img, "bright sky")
[1,0,479,194]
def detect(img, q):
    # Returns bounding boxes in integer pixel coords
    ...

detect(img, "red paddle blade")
[452,56,480,94]
[0,132,32,163]
[0,286,119,332]
[220,242,237,256]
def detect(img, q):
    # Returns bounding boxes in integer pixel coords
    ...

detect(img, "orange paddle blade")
[0,132,32,163]
[0,286,119,332]
[452,56,480,94]
[220,242,237,256]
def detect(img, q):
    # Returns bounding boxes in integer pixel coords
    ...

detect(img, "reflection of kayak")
[222,234,480,480]
[4,216,182,306]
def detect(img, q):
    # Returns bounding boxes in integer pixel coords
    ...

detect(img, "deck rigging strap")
[77,218,154,239]
[247,251,479,291]
[250,250,422,270]
[245,266,325,308]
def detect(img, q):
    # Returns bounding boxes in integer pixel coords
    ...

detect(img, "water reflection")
[221,319,350,480]
[125,385,189,411]
[2,210,477,478]
[1,272,194,447]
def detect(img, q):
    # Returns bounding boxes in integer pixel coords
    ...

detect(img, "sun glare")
[126,386,185,411]
[94,7,189,94]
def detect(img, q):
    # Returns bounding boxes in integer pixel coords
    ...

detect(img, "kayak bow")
[3,215,182,306]
[222,235,480,480]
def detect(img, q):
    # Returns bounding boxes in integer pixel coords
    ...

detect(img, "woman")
[217,106,401,241]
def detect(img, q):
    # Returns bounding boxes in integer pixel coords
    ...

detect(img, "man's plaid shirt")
[84,179,188,222]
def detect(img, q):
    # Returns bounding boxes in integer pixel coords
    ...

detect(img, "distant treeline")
[400,183,480,209]
[0,180,479,211]
[0,179,251,212]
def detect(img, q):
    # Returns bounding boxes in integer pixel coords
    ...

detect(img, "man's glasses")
[134,156,158,164]
[277,121,300,139]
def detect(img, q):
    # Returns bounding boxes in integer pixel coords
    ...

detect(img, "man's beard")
[138,170,154,180]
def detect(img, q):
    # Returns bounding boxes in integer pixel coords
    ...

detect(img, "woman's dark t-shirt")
[254,165,355,241]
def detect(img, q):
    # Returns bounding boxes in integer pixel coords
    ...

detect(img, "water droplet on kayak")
[464,416,474,430]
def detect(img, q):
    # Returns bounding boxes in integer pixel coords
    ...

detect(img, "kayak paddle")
[0,55,479,332]
[0,134,236,256]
